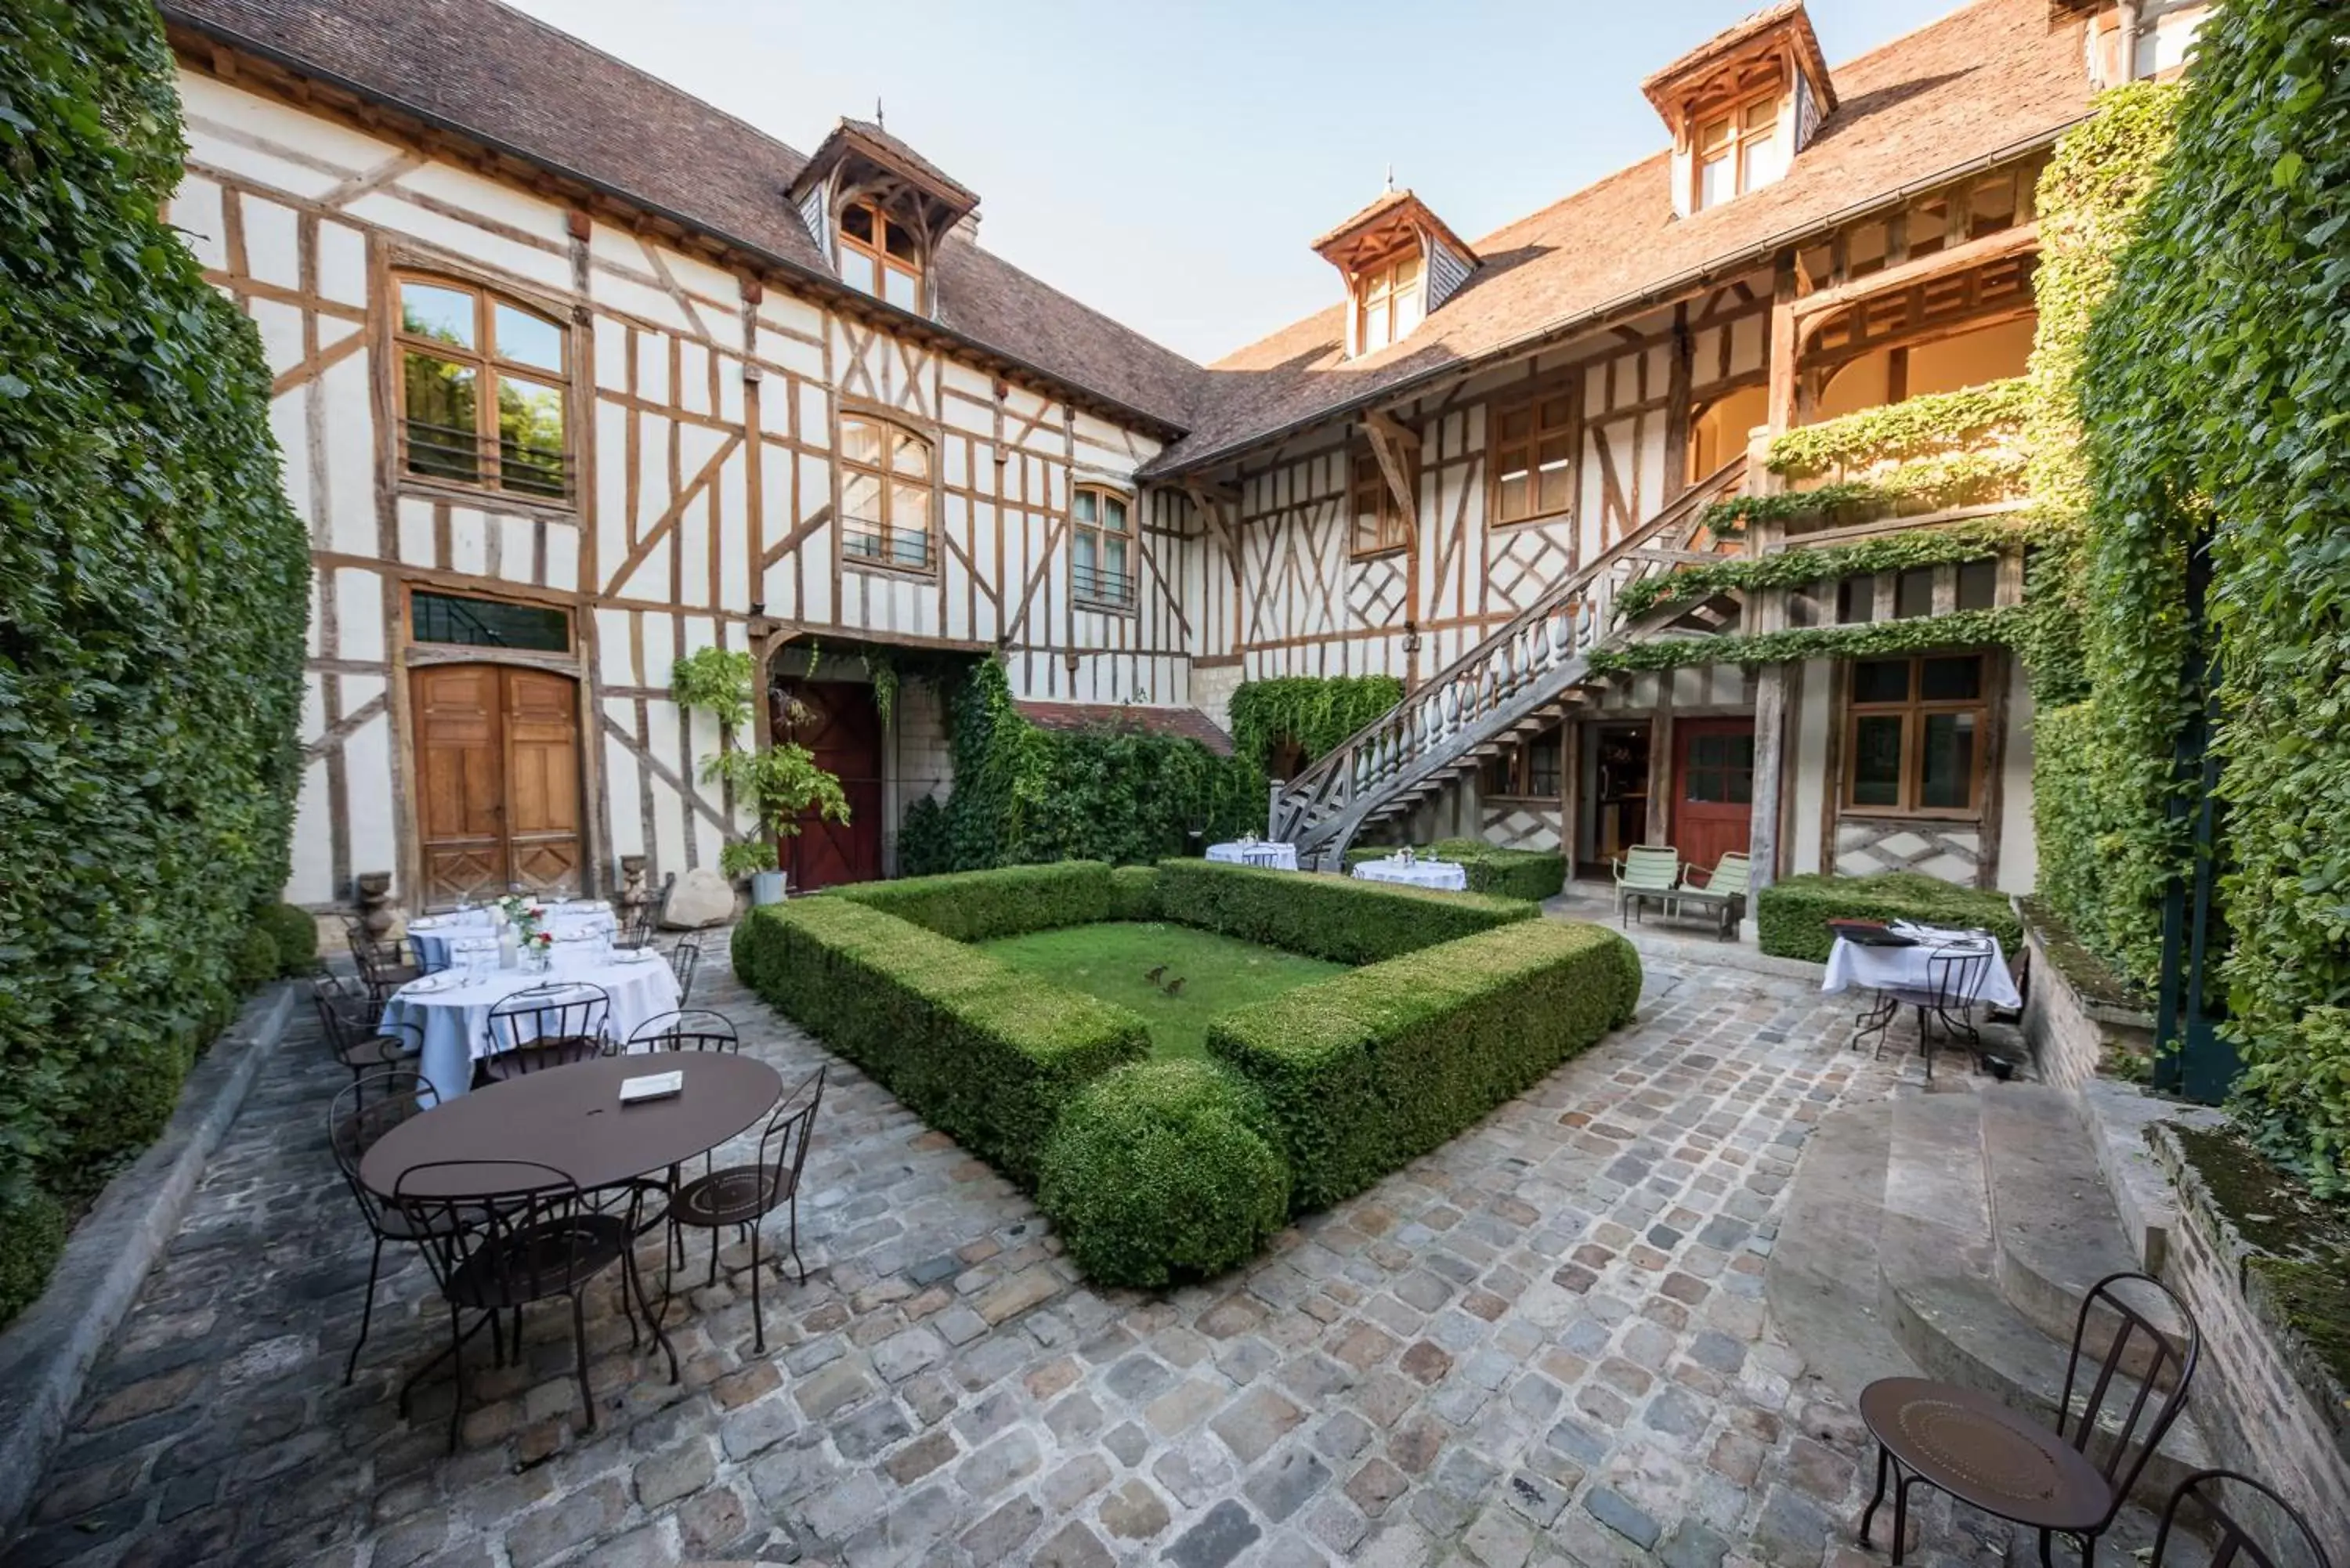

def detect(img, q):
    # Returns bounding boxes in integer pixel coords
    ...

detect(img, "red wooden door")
[1670,719,1755,877]
[771,678,883,891]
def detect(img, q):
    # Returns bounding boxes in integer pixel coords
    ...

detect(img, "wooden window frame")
[1071,484,1137,612]
[1349,442,1414,560]
[1840,652,1990,819]
[837,194,924,313]
[1482,726,1564,801]
[838,413,937,576]
[392,269,576,508]
[1354,247,1426,355]
[1692,86,1782,212]
[1488,385,1579,529]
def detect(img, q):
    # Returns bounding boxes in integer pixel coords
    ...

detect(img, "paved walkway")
[8,936,2017,1568]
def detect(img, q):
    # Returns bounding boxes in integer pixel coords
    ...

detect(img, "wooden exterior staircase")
[1269,456,1751,866]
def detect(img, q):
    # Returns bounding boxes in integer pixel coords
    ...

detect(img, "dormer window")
[1357,251,1425,355]
[839,197,922,310]
[1695,89,1782,211]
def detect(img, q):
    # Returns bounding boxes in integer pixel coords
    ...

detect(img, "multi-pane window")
[838,197,922,312]
[1694,92,1781,211]
[1492,392,1576,526]
[1683,728,1755,806]
[410,590,571,652]
[1350,445,1414,558]
[1356,250,1425,353]
[1072,486,1133,608]
[840,415,933,569]
[1845,654,1987,815]
[1482,726,1564,799]
[396,275,570,501]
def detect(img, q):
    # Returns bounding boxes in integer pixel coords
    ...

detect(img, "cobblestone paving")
[9,940,2026,1568]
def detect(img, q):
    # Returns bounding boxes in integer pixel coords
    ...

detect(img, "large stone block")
[661,866,737,929]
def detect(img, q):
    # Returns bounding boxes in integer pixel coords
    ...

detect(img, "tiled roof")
[1148,0,2089,474]
[158,0,1206,432]
[1014,703,1237,757]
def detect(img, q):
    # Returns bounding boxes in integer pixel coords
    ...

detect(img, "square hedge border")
[733,860,1642,1284]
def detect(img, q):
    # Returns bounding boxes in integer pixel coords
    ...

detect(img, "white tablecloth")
[1207,842,1299,872]
[406,902,616,973]
[1822,926,2023,1010]
[1351,858,1470,893]
[383,946,682,1103]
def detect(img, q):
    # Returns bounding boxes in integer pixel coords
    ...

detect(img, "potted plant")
[672,648,851,904]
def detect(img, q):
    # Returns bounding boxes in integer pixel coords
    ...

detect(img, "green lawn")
[979,920,1345,1060]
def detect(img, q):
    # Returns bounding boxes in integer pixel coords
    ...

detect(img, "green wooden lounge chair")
[1612,845,1682,927]
[1669,851,1752,939]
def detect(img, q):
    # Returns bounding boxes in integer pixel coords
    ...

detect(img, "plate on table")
[610,948,660,964]
[401,974,461,995]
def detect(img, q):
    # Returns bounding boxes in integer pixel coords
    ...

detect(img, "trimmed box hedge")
[1209,921,1643,1210]
[1755,872,2023,963]
[732,898,1145,1183]
[1153,859,1535,965]
[1343,839,1567,902]
[1108,865,1160,923]
[837,860,1115,942]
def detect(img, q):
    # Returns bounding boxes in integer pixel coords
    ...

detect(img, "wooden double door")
[413,664,584,907]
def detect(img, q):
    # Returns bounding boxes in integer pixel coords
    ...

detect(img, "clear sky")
[504,0,1971,363]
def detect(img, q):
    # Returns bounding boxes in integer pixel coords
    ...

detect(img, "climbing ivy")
[1764,378,2031,477]
[0,1,311,1323]
[1616,521,2026,621]
[1586,606,2029,675]
[1226,675,1403,775]
[2059,3,2350,1188]
[1697,450,2029,538]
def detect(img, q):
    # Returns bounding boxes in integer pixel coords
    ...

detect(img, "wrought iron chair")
[327,1068,446,1382]
[1860,1270,2200,1567]
[344,920,421,1000]
[616,880,668,951]
[479,982,612,1084]
[627,1010,738,1054]
[392,1159,671,1452]
[667,938,703,1007]
[1854,936,1996,1082]
[313,975,423,1080]
[2149,1469,2334,1568]
[664,1064,825,1353]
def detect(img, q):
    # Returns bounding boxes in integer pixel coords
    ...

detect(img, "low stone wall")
[2151,1126,2350,1552]
[2019,919,2154,1092]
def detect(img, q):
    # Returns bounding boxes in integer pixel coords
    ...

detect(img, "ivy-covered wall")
[2066,3,2349,1188]
[1226,676,1401,777]
[0,1,312,1322]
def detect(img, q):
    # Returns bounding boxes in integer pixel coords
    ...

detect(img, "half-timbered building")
[155,0,2207,916]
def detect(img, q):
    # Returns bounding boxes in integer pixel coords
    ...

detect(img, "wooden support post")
[1560,718,1582,880]
[1767,250,1801,438]
[1751,664,1788,895]
[1663,302,1694,503]
[1646,693,1675,849]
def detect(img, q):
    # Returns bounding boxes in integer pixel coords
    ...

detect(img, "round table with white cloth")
[382,945,682,1104]
[404,901,617,973]
[1821,924,2023,1010]
[1206,841,1299,872]
[1350,857,1470,893]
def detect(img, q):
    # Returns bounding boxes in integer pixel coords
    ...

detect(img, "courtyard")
[6,936,2012,1568]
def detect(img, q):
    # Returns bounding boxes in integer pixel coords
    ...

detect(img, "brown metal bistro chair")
[666,938,703,1007]
[343,919,422,1002]
[393,1159,671,1452]
[479,982,613,1084]
[313,975,423,1080]
[2149,1469,2334,1568]
[1860,1270,2200,1567]
[627,1010,738,1054]
[327,1068,446,1383]
[1854,937,1997,1082]
[665,1064,824,1353]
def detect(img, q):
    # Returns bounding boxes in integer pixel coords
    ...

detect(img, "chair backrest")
[2150,1469,2334,1568]
[1704,852,1753,897]
[392,1159,596,1308]
[667,939,702,1006]
[2057,1270,2201,1522]
[1622,846,1681,888]
[761,1064,827,1202]
[328,1068,439,1233]
[486,982,611,1059]
[627,1009,738,1053]
[1927,945,1997,1010]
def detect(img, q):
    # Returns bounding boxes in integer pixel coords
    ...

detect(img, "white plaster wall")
[1998,659,2037,895]
[1790,657,1833,876]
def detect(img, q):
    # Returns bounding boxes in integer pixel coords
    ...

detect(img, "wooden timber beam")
[1789,222,2040,333]
[1361,408,1422,453]
[1359,417,1419,539]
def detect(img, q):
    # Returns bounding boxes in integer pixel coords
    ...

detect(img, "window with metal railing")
[395,275,573,504]
[1072,486,1135,608]
[839,416,935,571]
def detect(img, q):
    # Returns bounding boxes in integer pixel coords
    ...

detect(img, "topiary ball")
[230,923,280,989]
[1036,1059,1291,1290]
[256,902,319,976]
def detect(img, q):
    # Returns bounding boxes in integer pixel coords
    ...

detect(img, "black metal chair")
[392,1159,670,1452]
[344,922,422,1002]
[666,938,703,1007]
[313,976,422,1080]
[2149,1469,2334,1568]
[1856,937,1996,1082]
[479,982,612,1083]
[616,881,667,952]
[627,1010,737,1053]
[665,1064,825,1353]
[1860,1270,2200,1567]
[327,1068,446,1383]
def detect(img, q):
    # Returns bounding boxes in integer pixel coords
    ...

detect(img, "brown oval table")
[360,1052,783,1199]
